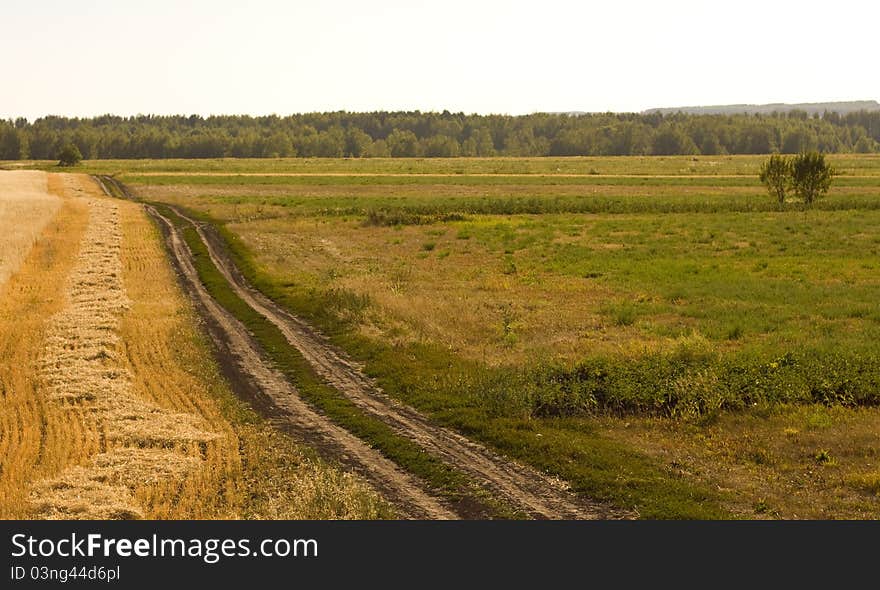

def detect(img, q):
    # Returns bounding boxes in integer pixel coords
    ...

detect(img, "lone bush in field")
[790,152,834,206]
[57,143,82,166]
[758,152,834,207]
[759,154,791,207]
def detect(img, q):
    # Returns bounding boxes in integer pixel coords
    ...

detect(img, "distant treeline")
[2,110,880,160]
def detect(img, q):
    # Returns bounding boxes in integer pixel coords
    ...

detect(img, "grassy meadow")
[83,154,880,518]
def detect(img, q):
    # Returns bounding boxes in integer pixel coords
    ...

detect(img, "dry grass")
[133,181,768,202]
[231,216,644,365]
[0,172,388,520]
[601,405,880,519]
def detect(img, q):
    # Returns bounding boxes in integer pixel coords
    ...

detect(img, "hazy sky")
[2,0,877,120]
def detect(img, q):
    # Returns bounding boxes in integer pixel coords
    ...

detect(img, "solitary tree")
[57,143,82,166]
[759,154,791,207]
[790,152,834,206]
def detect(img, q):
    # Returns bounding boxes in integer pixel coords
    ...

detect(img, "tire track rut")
[144,201,457,520]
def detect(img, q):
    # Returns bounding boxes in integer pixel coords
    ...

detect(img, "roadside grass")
[193,339,396,520]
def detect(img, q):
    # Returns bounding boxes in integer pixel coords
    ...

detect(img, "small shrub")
[498,303,517,345]
[758,152,834,207]
[388,267,411,294]
[57,143,83,167]
[790,152,834,206]
[363,209,421,226]
[759,154,791,207]
[669,331,717,365]
[669,368,726,420]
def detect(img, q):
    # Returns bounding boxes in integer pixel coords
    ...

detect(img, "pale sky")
[2,0,877,120]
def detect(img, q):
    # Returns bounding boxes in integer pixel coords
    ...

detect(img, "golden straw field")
[0,171,61,288]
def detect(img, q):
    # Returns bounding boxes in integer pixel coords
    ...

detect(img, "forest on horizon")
[2,110,879,160]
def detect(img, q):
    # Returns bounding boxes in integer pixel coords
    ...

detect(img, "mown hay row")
[30,191,218,519]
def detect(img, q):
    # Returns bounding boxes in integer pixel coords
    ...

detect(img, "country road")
[97,175,617,520]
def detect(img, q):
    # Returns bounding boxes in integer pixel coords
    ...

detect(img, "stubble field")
[0,170,388,519]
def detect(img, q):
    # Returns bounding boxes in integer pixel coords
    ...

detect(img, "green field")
[82,155,880,518]
[22,153,880,175]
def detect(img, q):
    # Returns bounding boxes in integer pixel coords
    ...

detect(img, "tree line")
[1,110,879,160]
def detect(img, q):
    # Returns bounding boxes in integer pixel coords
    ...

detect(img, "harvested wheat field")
[0,171,61,289]
[0,171,388,520]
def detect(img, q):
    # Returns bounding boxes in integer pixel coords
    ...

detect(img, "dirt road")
[100,176,616,519]
[144,201,457,519]
[176,215,612,519]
